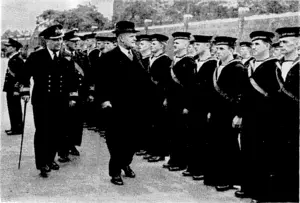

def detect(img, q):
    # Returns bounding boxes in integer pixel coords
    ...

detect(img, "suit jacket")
[97,46,152,117]
[3,53,24,93]
[20,48,77,106]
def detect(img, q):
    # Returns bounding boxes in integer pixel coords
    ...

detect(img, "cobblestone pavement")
[0,58,251,203]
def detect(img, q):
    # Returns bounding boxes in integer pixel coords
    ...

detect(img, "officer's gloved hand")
[22,95,30,102]
[207,112,211,122]
[69,100,76,107]
[102,101,112,109]
[183,108,189,114]
[13,91,20,96]
[87,95,94,103]
[163,99,167,108]
[232,116,242,129]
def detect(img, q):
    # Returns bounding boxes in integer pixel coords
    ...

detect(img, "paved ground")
[0,58,252,203]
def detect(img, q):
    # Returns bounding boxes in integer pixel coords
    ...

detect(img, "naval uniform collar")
[218,57,238,67]
[151,51,165,59]
[175,54,187,59]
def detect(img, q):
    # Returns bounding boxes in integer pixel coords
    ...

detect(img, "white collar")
[119,45,132,57]
[47,48,59,59]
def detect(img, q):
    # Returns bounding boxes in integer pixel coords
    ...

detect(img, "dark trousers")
[186,110,209,176]
[67,102,83,147]
[6,92,22,131]
[205,111,241,186]
[33,101,68,169]
[85,101,97,128]
[148,107,169,156]
[105,109,141,177]
[166,107,188,168]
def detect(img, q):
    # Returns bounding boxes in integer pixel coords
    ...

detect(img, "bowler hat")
[112,21,139,34]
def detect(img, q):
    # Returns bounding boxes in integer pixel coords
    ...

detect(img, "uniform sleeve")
[183,58,197,110]
[19,52,35,96]
[66,59,80,100]
[95,53,113,104]
[233,63,248,117]
[12,56,25,93]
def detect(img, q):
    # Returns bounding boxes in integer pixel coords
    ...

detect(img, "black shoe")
[215,185,234,192]
[234,190,249,198]
[123,166,135,178]
[111,176,124,185]
[69,147,80,156]
[182,170,193,176]
[48,161,59,170]
[6,130,22,135]
[5,129,12,133]
[58,156,70,163]
[39,165,51,178]
[136,150,147,156]
[162,163,171,168]
[148,156,165,162]
[169,166,186,171]
[192,175,204,180]
[143,154,152,160]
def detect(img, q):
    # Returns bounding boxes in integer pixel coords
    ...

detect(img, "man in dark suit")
[3,38,24,135]
[96,21,152,185]
[20,24,78,178]
[208,36,247,191]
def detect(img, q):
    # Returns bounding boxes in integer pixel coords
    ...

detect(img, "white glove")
[102,101,112,109]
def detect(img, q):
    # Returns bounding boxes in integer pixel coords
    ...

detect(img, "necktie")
[53,51,58,62]
[128,50,133,60]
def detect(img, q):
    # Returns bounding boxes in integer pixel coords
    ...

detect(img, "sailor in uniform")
[145,34,173,163]
[272,26,299,202]
[236,31,282,202]
[163,32,197,172]
[183,35,218,182]
[208,36,247,191]
[3,38,24,135]
[239,41,254,68]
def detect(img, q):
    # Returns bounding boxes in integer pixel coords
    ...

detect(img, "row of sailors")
[89,25,298,202]
[3,22,298,203]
